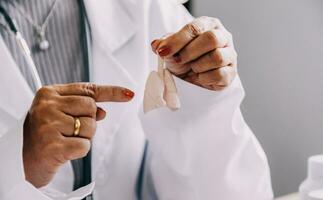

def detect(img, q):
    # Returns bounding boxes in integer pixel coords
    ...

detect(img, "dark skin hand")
[23,83,134,188]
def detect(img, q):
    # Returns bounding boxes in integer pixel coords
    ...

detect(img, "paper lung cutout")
[163,69,180,111]
[143,58,181,113]
[143,71,167,113]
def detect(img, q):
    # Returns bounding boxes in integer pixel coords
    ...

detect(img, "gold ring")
[73,117,81,136]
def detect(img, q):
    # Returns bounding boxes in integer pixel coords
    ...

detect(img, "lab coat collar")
[84,0,137,53]
[0,36,33,127]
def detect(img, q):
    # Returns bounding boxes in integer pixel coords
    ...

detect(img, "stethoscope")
[0,3,93,198]
[0,5,42,90]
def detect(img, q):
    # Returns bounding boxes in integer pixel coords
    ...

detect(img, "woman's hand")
[151,16,237,91]
[23,83,134,188]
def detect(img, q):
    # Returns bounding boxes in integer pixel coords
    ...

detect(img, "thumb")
[96,107,106,121]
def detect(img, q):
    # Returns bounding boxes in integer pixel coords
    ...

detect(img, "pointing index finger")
[54,83,135,102]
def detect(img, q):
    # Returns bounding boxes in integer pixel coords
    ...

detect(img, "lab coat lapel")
[84,0,140,173]
[0,36,33,134]
[0,0,138,119]
[84,0,138,86]
[84,0,137,53]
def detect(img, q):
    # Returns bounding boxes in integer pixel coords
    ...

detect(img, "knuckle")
[83,83,97,98]
[204,30,218,47]
[36,86,53,99]
[84,97,97,113]
[31,102,53,120]
[190,63,201,73]
[210,49,223,65]
[32,101,45,112]
[185,23,202,38]
[37,86,52,94]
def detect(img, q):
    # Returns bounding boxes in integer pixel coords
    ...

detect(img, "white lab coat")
[0,0,274,199]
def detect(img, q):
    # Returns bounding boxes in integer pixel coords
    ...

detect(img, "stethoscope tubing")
[0,5,93,197]
[0,5,42,90]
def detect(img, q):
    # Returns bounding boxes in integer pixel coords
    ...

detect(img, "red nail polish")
[173,54,182,63]
[123,89,135,98]
[151,40,158,47]
[151,40,160,53]
[158,46,171,57]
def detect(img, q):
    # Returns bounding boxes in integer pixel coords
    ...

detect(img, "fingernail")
[151,39,159,50]
[157,46,171,57]
[123,89,135,98]
[173,54,182,63]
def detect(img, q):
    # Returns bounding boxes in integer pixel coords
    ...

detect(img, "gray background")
[193,0,323,197]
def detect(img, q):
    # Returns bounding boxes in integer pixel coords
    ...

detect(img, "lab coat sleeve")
[140,77,273,200]
[0,116,51,200]
[140,1,274,199]
[0,115,93,200]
